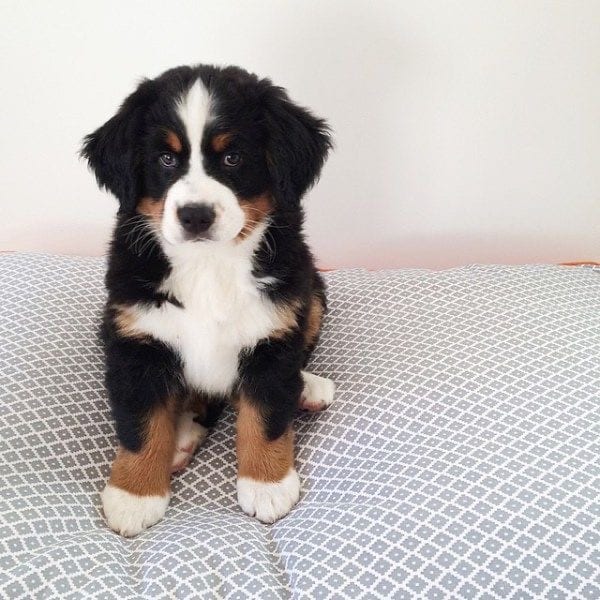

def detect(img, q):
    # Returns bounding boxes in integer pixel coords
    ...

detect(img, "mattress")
[0,253,598,599]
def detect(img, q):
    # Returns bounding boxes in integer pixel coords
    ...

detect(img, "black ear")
[264,86,332,206]
[81,80,155,213]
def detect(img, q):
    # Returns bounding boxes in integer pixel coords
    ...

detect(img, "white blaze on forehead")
[176,79,212,155]
[160,78,245,245]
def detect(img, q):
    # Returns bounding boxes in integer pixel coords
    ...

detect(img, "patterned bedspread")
[1,254,598,599]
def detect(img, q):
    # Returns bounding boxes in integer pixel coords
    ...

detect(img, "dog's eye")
[159,153,178,168]
[223,152,241,168]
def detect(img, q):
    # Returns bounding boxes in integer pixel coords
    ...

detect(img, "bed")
[1,253,598,599]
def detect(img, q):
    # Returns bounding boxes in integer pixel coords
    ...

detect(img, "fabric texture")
[0,253,598,599]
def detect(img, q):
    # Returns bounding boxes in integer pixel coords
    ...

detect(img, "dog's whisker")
[123,218,157,256]
[244,206,269,216]
[136,228,158,257]
[260,229,277,262]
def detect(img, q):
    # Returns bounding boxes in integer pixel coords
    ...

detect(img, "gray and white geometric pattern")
[0,253,599,599]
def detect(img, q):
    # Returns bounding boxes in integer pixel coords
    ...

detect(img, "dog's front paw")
[101,484,170,537]
[237,469,301,523]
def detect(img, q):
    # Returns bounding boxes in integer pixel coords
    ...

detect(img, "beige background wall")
[1,1,598,268]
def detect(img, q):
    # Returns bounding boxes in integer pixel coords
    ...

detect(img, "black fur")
[83,64,331,453]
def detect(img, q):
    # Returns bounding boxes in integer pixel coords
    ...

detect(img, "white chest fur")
[128,229,282,395]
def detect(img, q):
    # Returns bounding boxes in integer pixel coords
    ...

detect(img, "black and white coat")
[82,64,335,536]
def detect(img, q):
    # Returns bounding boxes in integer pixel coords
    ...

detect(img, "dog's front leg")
[101,339,179,537]
[236,339,303,523]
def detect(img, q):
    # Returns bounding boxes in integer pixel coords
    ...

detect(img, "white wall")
[1,0,598,268]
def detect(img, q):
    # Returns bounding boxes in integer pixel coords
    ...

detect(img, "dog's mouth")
[161,230,214,246]
[184,232,214,243]
[161,225,244,247]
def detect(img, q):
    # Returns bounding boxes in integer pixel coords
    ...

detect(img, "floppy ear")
[81,80,154,213]
[264,87,332,206]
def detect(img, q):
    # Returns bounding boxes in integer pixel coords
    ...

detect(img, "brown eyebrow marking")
[165,130,182,153]
[211,133,233,153]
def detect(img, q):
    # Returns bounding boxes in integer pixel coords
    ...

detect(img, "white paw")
[237,469,301,523]
[100,484,170,537]
[171,411,208,473]
[299,371,336,412]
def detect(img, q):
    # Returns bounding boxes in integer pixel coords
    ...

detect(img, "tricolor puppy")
[82,65,334,537]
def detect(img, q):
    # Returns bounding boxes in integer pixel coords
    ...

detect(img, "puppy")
[82,65,334,536]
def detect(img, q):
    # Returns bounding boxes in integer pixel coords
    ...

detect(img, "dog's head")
[82,65,331,247]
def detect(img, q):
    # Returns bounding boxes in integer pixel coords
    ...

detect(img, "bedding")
[0,253,598,599]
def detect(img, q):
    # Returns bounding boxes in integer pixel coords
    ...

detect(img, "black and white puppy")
[82,65,334,536]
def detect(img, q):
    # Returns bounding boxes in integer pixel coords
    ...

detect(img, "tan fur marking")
[236,396,294,482]
[165,130,182,153]
[304,294,324,349]
[238,193,273,239]
[137,197,165,225]
[112,304,146,341]
[108,401,176,496]
[270,300,301,340]
[211,132,233,153]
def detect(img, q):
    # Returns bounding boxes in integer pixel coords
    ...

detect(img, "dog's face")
[138,79,271,245]
[82,66,331,248]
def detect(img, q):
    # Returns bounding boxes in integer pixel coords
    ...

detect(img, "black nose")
[177,204,216,237]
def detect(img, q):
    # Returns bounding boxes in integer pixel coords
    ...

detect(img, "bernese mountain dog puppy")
[82,65,334,537]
